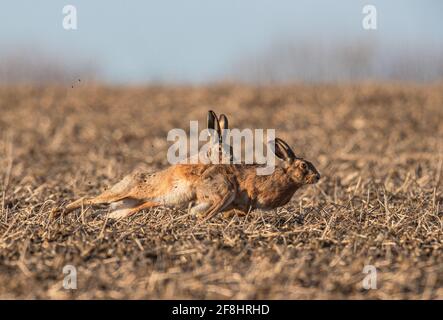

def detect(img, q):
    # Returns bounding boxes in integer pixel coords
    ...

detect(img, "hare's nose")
[316,173,321,181]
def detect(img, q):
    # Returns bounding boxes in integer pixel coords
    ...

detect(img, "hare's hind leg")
[64,195,108,213]
[64,173,141,214]
[64,190,129,214]
[108,201,160,220]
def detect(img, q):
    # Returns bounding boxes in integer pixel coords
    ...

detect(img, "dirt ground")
[0,83,442,299]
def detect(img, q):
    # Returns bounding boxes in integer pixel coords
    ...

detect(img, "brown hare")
[188,110,234,164]
[64,138,320,221]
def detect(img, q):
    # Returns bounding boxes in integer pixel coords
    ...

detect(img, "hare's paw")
[108,199,141,220]
[190,203,211,218]
[49,206,65,220]
[222,209,247,219]
[222,209,236,219]
[108,209,132,220]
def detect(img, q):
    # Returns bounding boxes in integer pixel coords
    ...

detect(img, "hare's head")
[273,138,320,185]
[207,110,233,163]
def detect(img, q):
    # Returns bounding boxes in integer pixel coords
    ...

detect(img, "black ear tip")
[272,137,297,160]
[208,110,216,122]
[207,110,217,120]
[207,110,221,132]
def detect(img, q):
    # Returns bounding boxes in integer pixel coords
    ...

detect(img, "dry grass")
[0,83,442,299]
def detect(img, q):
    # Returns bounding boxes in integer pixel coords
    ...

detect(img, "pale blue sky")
[0,0,442,83]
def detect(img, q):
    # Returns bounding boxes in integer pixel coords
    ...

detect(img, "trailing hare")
[64,138,320,221]
[190,110,234,164]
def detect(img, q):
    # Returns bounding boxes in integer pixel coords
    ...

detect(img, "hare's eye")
[300,163,307,170]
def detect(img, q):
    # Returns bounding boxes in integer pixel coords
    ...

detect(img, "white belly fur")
[151,180,194,208]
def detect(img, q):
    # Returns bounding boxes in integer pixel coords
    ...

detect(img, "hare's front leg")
[198,191,236,222]
[195,167,237,222]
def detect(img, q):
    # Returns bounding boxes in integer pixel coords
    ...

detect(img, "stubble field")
[0,83,442,299]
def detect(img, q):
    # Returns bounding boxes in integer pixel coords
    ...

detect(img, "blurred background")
[0,0,442,85]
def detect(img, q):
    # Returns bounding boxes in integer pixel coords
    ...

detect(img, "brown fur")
[63,138,320,221]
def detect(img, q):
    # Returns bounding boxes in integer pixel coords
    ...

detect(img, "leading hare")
[64,138,320,221]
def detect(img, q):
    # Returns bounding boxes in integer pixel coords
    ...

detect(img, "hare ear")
[272,138,296,161]
[218,114,229,131]
[207,110,221,138]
